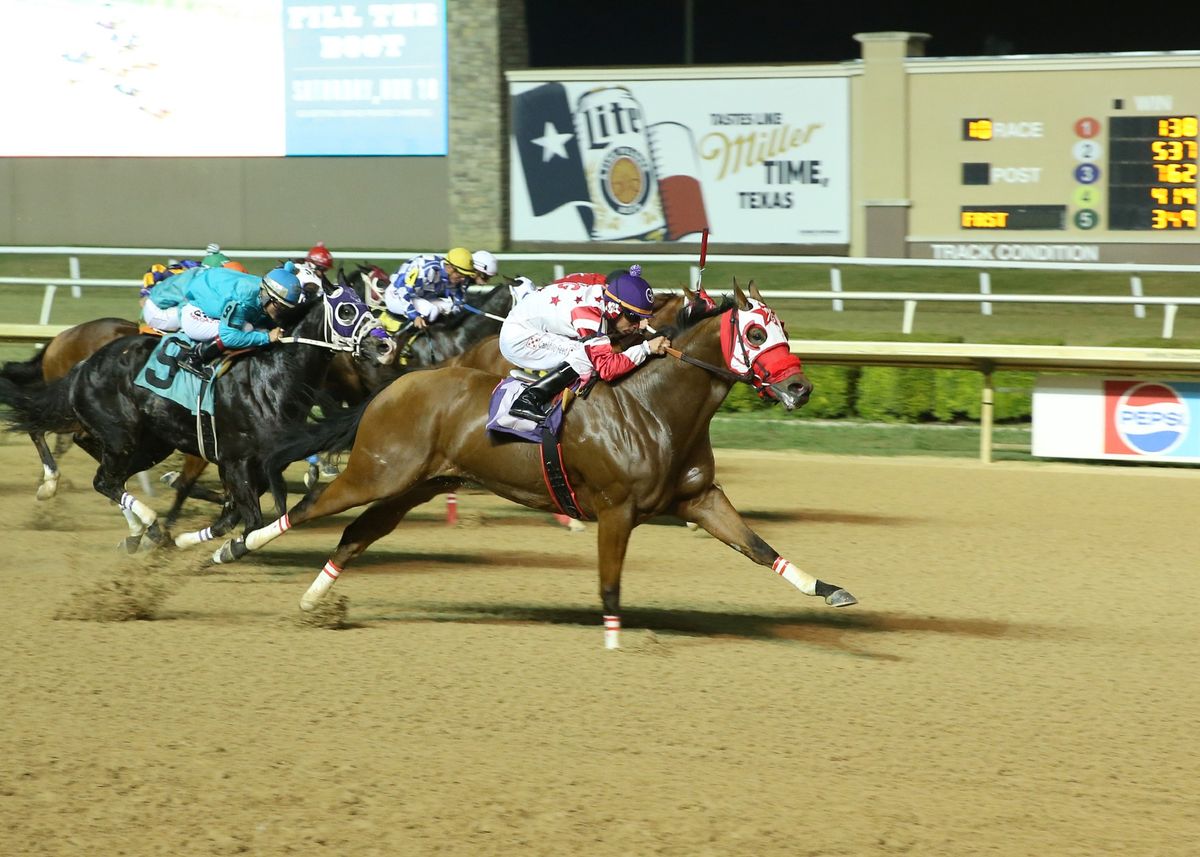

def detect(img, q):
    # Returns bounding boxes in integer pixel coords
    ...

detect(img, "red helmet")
[306,242,334,270]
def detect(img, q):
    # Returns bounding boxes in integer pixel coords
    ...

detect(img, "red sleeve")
[584,337,640,381]
[569,305,603,339]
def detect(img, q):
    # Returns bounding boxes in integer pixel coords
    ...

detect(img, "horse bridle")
[278,294,389,358]
[664,307,755,386]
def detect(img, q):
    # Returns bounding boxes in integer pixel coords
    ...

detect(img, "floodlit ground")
[1,434,1196,856]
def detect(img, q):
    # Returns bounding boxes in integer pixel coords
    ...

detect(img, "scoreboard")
[950,114,1200,233]
[1106,115,1198,230]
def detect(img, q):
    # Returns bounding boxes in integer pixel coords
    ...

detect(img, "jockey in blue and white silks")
[382,247,475,330]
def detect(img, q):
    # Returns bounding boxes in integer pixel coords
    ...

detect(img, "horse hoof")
[160,470,180,487]
[567,519,586,533]
[36,481,59,501]
[299,595,318,612]
[212,538,247,564]
[119,535,143,554]
[825,588,858,608]
[303,470,317,489]
[320,463,340,477]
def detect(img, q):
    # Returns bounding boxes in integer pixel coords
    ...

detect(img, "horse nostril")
[789,382,811,400]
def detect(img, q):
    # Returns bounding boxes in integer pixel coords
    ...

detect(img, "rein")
[278,335,339,349]
[663,345,746,384]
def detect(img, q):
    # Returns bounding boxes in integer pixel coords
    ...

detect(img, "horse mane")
[653,294,733,342]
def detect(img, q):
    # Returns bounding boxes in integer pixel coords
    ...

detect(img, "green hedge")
[716,331,1058,423]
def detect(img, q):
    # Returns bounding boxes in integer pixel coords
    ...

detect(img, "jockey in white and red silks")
[498,265,672,424]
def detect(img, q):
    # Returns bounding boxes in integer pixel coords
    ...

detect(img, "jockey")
[200,243,231,268]
[383,247,475,331]
[499,264,671,424]
[472,250,499,284]
[155,266,303,379]
[290,241,335,290]
[139,259,201,331]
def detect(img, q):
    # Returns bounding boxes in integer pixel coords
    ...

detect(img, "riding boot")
[178,339,224,380]
[509,362,580,424]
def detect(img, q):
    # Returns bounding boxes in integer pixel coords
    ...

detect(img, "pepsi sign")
[1104,381,1198,458]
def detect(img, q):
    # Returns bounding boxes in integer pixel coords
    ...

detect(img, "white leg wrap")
[119,492,157,528]
[246,514,291,551]
[121,508,145,537]
[772,557,817,596]
[299,560,341,611]
[175,527,214,548]
[604,614,621,650]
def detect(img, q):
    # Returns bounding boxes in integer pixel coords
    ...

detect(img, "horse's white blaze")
[299,560,341,611]
[772,557,817,596]
[119,492,157,527]
[246,514,290,551]
[604,614,621,650]
[175,527,213,548]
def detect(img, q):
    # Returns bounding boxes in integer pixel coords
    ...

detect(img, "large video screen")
[2,0,447,156]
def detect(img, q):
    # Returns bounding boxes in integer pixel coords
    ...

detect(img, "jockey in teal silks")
[152,266,303,379]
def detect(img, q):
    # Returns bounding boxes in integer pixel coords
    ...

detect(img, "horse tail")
[264,396,372,476]
[0,350,47,387]
[0,376,79,435]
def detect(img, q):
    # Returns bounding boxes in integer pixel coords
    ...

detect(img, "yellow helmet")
[444,247,474,276]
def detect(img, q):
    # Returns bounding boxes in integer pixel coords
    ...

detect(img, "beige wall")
[0,157,449,249]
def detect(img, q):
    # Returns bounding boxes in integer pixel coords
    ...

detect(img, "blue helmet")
[261,267,303,307]
[603,264,654,319]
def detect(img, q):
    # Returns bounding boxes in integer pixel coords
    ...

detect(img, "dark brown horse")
[214,282,856,648]
[0,318,219,519]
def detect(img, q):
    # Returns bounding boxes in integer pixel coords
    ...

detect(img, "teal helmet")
[261,267,303,307]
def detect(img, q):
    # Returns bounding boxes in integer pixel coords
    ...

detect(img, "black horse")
[0,280,396,551]
[324,272,537,405]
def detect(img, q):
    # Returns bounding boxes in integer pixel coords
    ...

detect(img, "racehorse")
[213,281,857,648]
[0,282,396,552]
[0,318,228,522]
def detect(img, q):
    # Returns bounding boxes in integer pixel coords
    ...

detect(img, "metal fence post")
[979,271,992,316]
[69,256,82,299]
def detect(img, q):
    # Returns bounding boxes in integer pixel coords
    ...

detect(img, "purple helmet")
[602,264,654,319]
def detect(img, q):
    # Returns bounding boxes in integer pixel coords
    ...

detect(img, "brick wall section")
[447,0,528,252]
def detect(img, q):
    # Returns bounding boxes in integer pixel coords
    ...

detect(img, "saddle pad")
[134,333,218,415]
[486,377,563,442]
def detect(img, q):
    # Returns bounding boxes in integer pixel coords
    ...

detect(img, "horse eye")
[746,324,768,346]
[336,304,359,324]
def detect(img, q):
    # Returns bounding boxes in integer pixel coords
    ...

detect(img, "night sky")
[524,1,1192,67]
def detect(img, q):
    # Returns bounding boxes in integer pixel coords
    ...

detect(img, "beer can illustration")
[572,86,666,240]
[647,121,710,241]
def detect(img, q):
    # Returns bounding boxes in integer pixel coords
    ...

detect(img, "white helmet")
[471,250,498,279]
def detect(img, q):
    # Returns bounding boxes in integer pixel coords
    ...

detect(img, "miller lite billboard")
[1033,376,1200,463]
[508,76,850,246]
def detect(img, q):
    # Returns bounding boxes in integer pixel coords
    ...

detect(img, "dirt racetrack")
[0,432,1196,857]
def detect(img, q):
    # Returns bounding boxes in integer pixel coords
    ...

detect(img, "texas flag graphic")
[512,82,709,242]
[511,83,592,233]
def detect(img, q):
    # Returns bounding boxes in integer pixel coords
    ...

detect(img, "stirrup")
[178,358,213,380]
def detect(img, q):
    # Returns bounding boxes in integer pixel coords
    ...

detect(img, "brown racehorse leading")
[214,281,857,648]
[0,317,218,520]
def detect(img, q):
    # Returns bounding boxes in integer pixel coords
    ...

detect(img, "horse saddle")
[485,375,587,521]
[486,374,567,442]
